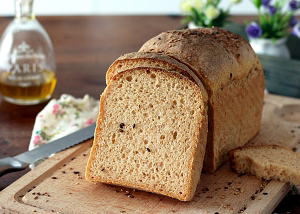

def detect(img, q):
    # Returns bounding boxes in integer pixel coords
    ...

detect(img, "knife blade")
[0,123,96,176]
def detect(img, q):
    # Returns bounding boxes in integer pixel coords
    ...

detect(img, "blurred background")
[0,0,276,16]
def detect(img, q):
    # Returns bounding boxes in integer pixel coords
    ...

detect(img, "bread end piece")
[228,145,300,186]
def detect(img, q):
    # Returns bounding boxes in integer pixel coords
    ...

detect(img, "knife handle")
[0,157,29,177]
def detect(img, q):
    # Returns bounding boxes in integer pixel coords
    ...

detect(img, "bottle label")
[9,41,46,74]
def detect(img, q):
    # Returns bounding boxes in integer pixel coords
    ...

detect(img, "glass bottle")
[0,0,56,105]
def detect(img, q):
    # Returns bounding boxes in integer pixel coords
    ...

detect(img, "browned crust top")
[139,28,262,93]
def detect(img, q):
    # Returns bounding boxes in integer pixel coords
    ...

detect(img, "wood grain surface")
[0,15,300,213]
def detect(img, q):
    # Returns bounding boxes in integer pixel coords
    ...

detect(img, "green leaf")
[281,12,292,24]
[196,20,205,27]
[273,11,280,24]
[252,0,261,9]
[260,33,267,38]
[181,16,192,24]
[210,9,230,27]
[275,31,286,38]
[191,7,201,22]
[259,13,266,27]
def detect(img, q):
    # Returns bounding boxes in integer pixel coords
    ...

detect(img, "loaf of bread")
[86,28,264,201]
[139,28,265,173]
[86,67,208,201]
[228,145,300,186]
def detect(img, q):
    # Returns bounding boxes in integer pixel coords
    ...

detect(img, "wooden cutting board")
[1,94,300,214]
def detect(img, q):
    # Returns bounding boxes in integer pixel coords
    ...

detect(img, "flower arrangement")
[180,0,242,28]
[246,0,300,40]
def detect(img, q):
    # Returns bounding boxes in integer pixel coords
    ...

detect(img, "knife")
[0,123,96,177]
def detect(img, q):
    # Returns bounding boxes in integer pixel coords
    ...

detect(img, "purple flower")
[246,22,262,38]
[262,0,270,7]
[289,0,299,10]
[292,24,300,37]
[267,5,277,15]
[289,15,298,27]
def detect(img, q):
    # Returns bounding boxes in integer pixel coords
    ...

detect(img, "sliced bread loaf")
[86,67,208,201]
[106,52,200,85]
[139,28,265,173]
[228,145,300,186]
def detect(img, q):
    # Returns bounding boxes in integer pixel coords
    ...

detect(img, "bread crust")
[86,67,208,201]
[106,52,202,86]
[139,28,259,92]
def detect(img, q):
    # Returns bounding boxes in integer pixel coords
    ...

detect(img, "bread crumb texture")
[228,145,300,186]
[86,68,207,201]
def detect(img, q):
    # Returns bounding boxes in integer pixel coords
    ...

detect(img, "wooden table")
[0,15,299,213]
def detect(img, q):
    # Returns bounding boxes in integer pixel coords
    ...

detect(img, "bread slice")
[228,145,300,186]
[139,28,265,173]
[86,67,208,201]
[106,52,201,85]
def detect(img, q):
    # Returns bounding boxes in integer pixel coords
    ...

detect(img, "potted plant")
[245,0,300,59]
[180,0,242,29]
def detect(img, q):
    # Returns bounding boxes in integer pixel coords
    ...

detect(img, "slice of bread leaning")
[86,67,208,201]
[228,145,300,186]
